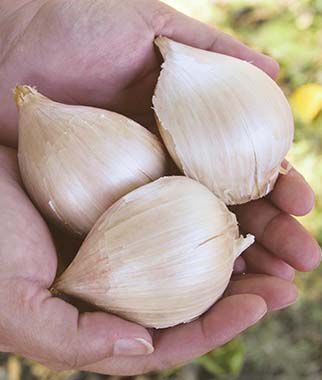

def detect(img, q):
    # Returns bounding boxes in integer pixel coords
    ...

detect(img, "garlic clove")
[54,176,254,329]
[153,37,294,205]
[16,85,168,235]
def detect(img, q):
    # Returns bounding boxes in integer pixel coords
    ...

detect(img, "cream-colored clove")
[153,37,294,205]
[15,85,168,235]
[54,177,254,328]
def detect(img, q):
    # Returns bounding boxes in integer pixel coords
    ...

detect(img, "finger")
[152,2,279,78]
[0,146,19,177]
[233,256,246,274]
[81,294,267,376]
[233,199,321,272]
[0,147,154,369]
[243,243,295,281]
[226,274,298,312]
[0,279,153,371]
[269,164,315,216]
[0,147,57,285]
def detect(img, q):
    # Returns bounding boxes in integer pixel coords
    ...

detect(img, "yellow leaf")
[290,83,322,123]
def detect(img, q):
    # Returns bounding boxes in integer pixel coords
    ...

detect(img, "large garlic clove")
[153,37,294,205]
[54,176,254,329]
[16,86,168,235]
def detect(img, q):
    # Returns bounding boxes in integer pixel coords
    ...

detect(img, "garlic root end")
[14,85,38,108]
[279,161,293,175]
[49,286,62,297]
[154,36,171,59]
[234,234,255,259]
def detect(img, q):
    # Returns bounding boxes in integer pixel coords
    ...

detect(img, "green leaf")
[196,339,245,378]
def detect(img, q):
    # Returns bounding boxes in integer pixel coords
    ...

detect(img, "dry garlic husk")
[153,37,294,205]
[15,85,167,235]
[54,176,254,328]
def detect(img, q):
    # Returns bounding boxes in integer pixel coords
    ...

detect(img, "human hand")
[0,0,320,376]
[0,146,301,376]
[232,162,320,279]
[0,0,279,146]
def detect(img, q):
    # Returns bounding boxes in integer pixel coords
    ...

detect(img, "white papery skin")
[153,37,294,205]
[16,86,168,235]
[55,177,254,328]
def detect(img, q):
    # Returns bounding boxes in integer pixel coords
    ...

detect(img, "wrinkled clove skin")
[16,85,168,235]
[153,37,294,205]
[54,177,254,329]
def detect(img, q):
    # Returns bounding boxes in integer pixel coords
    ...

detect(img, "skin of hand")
[0,0,320,376]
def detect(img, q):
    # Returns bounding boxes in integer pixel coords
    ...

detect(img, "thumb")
[1,280,153,371]
[151,1,280,79]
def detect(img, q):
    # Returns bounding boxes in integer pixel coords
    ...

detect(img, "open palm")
[0,0,320,376]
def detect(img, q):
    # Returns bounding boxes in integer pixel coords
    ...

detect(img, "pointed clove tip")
[13,85,38,108]
[50,286,61,297]
[234,233,255,259]
[51,275,64,294]
[154,36,171,58]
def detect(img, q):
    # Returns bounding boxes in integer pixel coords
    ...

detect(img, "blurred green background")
[1,0,322,379]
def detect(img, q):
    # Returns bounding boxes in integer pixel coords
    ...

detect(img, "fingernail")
[113,338,154,357]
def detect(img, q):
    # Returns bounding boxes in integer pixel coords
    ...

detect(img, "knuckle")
[61,355,79,371]
[55,339,82,371]
[150,4,175,35]
[49,350,80,372]
[43,362,69,373]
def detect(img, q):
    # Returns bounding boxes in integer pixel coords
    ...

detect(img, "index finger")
[269,164,315,216]
[152,2,280,79]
